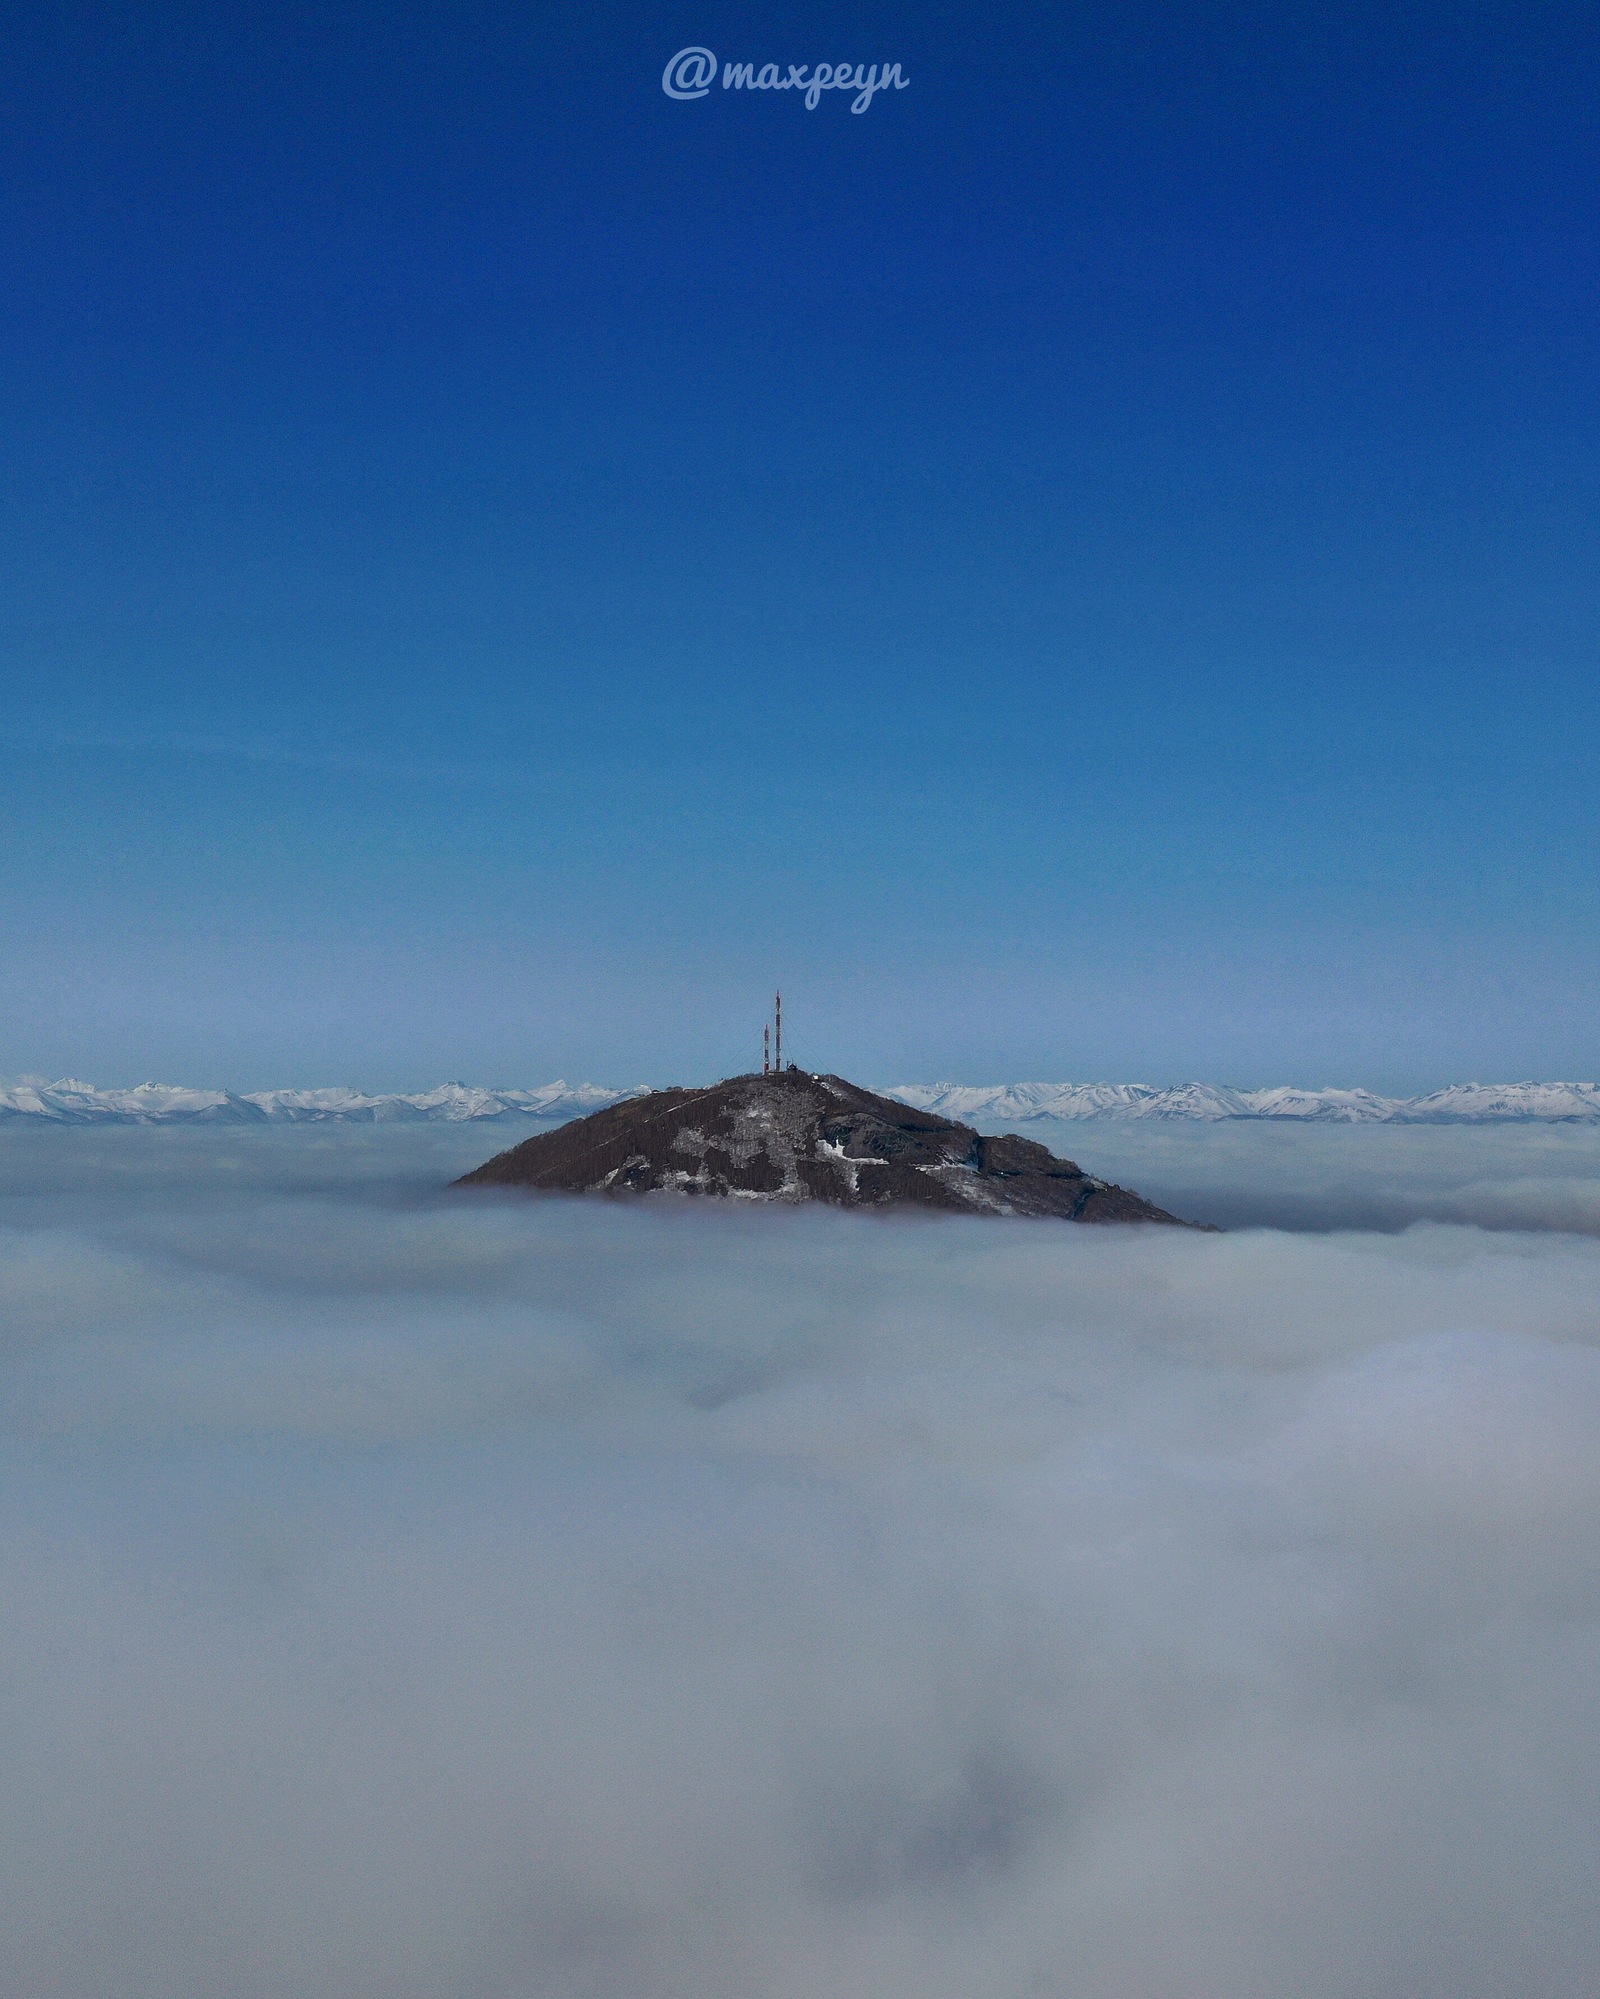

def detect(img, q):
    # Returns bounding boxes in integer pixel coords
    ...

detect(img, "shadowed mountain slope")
[454,1070,1195,1223]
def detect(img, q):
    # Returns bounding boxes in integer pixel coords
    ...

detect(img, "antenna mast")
[775,990,782,1072]
[763,1023,770,1075]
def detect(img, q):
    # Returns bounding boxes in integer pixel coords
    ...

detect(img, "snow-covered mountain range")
[4,1075,1600,1125]
[0,1079,647,1125]
[890,1081,1600,1124]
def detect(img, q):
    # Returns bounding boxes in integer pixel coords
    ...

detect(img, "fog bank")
[998,1115,1600,1235]
[3,1125,1599,1996]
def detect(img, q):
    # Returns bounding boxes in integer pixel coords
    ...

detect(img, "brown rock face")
[454,1070,1196,1224]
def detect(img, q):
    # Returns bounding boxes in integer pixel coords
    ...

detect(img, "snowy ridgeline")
[3,1075,1600,1126]
[0,1080,649,1125]
[892,1080,1600,1124]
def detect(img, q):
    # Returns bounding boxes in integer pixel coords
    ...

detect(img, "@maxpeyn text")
[662,50,909,112]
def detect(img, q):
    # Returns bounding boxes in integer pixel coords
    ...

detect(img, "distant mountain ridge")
[0,1079,647,1125]
[3,1076,1598,1126]
[890,1081,1600,1124]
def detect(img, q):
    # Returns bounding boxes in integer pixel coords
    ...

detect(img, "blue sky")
[3,1,1597,1090]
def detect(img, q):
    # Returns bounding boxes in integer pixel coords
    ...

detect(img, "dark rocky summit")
[454,1069,1195,1224]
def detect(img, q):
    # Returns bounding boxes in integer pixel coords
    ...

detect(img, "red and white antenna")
[775,990,782,1072]
[763,1022,770,1074]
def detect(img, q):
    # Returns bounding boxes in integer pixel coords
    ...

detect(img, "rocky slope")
[454,1070,1192,1222]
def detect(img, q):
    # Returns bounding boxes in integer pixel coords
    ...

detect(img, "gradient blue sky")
[3,1,1597,1090]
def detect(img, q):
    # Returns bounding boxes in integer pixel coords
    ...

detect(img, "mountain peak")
[454,1070,1195,1223]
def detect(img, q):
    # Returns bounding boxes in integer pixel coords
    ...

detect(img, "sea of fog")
[3,1119,1600,1998]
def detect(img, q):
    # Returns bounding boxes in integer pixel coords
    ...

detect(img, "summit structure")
[453,1069,1193,1223]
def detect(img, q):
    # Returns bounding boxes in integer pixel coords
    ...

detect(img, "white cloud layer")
[1016,1117,1600,1235]
[3,1125,1599,1996]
